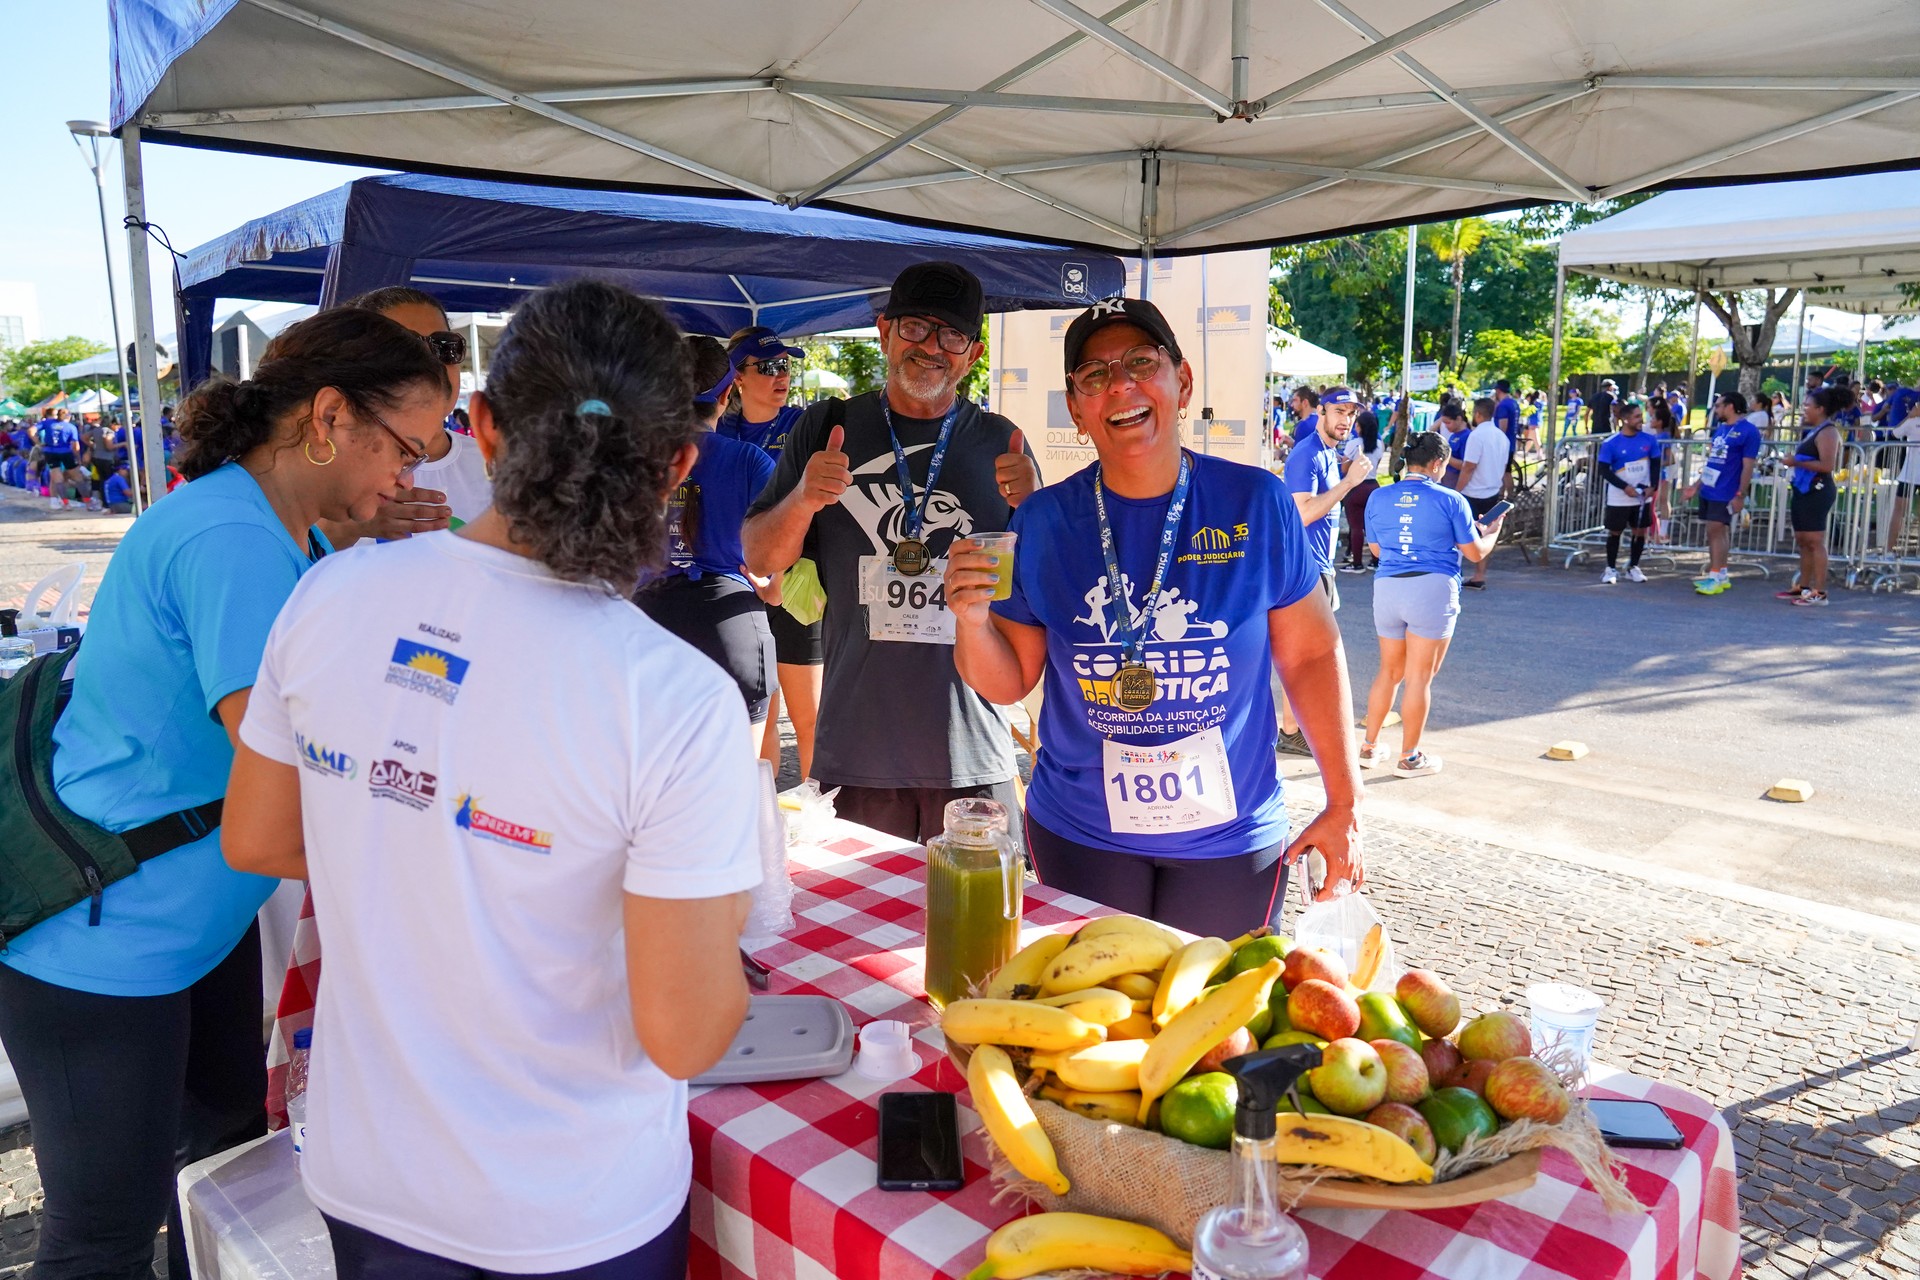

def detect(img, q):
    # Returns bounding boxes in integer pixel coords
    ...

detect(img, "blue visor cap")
[730,329,805,368]
[1320,386,1357,407]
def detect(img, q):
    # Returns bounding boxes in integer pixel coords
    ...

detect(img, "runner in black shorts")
[1781,384,1849,607]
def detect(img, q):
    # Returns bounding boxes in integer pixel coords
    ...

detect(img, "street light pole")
[66,121,144,514]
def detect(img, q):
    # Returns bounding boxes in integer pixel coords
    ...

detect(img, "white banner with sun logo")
[987,249,1273,480]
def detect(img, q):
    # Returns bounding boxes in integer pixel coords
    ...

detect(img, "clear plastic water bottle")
[286,1027,312,1165]
[1191,1046,1319,1280]
[0,611,33,679]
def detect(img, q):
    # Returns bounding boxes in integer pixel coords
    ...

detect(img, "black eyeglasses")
[364,406,430,479]
[744,358,793,377]
[424,330,469,365]
[1067,344,1167,397]
[892,315,975,355]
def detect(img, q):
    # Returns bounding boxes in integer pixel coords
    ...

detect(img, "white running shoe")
[1358,742,1385,770]
[1626,566,1647,583]
[1394,750,1443,778]
[1600,567,1619,584]
[47,496,61,511]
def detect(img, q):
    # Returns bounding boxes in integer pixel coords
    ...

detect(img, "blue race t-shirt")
[1290,412,1319,444]
[36,419,78,453]
[716,403,806,457]
[1564,395,1583,430]
[993,453,1319,857]
[1442,425,1471,485]
[6,463,331,996]
[664,431,776,582]
[104,472,131,506]
[1493,396,1520,446]
[1882,386,1919,427]
[1364,475,1477,578]
[1282,430,1341,570]
[1596,430,1662,502]
[1699,419,1761,502]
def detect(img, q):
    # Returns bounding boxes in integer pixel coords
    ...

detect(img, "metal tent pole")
[1686,287,1704,424]
[120,124,167,507]
[1401,224,1417,403]
[68,122,144,513]
[1543,260,1567,553]
[1857,314,1868,386]
[1198,253,1211,454]
[1788,291,1808,425]
[1138,152,1160,302]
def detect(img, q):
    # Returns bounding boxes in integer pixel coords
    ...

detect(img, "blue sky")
[0,4,383,345]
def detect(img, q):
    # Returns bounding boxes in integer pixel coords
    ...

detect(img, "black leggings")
[0,923,267,1280]
[634,575,776,723]
[1024,814,1290,937]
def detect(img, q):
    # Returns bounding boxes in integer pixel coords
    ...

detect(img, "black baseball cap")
[882,261,985,334]
[1061,297,1184,379]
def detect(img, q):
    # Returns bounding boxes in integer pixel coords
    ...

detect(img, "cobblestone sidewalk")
[0,802,1911,1277]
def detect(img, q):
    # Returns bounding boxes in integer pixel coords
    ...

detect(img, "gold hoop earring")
[304,439,337,466]
[1178,408,1188,422]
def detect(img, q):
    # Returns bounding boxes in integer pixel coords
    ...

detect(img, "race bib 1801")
[1101,726,1238,835]
[858,555,956,644]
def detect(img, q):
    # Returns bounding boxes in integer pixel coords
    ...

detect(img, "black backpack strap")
[120,799,225,863]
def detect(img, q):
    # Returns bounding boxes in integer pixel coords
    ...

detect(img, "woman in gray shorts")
[1357,431,1504,777]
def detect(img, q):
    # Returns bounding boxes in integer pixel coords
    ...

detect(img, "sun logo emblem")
[405,651,450,679]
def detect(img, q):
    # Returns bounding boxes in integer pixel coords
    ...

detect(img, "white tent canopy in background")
[1268,326,1349,383]
[1558,170,1920,315]
[114,1,1920,257]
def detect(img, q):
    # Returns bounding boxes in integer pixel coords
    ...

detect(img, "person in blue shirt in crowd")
[635,336,778,751]
[1289,385,1321,444]
[1358,430,1504,778]
[718,327,820,780]
[1686,391,1763,596]
[1277,385,1373,756]
[35,408,90,509]
[1595,401,1661,584]
[104,461,134,513]
[1780,383,1852,608]
[1492,379,1522,451]
[1563,384,1584,434]
[944,297,1364,934]
[0,309,447,1280]
[1437,400,1472,488]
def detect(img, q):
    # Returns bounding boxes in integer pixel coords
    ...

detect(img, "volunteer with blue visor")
[0,309,447,1280]
[720,327,822,779]
[636,336,778,744]
[1358,430,1503,777]
[944,298,1365,935]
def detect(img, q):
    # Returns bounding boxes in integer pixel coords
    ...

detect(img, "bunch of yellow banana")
[942,1000,1105,1053]
[1038,920,1179,996]
[1274,1112,1435,1184]
[1136,958,1282,1124]
[965,1212,1191,1280]
[969,1045,1070,1194]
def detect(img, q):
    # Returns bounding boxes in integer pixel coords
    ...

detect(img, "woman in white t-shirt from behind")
[223,279,763,1279]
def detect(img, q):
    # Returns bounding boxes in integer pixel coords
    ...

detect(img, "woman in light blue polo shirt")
[0,309,447,1280]
[1358,431,1504,778]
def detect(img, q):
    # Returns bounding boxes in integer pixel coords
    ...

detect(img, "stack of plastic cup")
[1525,983,1606,1075]
[853,1020,919,1080]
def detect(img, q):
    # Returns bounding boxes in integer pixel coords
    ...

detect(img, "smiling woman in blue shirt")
[1359,431,1502,777]
[0,310,447,1280]
[943,298,1365,936]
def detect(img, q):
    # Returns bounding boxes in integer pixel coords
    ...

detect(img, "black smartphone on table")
[1589,1099,1685,1150]
[877,1091,965,1191]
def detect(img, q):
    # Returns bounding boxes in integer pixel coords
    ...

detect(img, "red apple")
[1394,969,1462,1038]
[1420,1037,1463,1085]
[1282,945,1349,993]
[1194,1026,1257,1077]
[1308,1038,1387,1116]
[1456,1011,1532,1061]
[1444,1058,1498,1098]
[1484,1057,1572,1125]
[1370,1038,1431,1105]
[1287,979,1362,1042]
[1365,1102,1439,1165]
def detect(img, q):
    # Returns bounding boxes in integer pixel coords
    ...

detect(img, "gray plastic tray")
[692,995,857,1087]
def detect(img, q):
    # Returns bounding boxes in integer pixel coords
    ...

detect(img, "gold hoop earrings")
[304,439,337,466]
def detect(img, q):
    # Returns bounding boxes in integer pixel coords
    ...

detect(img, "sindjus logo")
[386,639,470,706]
[368,759,437,811]
[294,731,356,780]
[452,794,553,854]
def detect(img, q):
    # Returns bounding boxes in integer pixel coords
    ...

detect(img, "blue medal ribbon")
[879,391,963,544]
[1093,452,1192,668]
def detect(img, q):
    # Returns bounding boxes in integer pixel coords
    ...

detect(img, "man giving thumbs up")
[742,260,1037,849]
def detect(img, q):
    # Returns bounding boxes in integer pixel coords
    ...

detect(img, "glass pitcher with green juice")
[923,798,1023,1009]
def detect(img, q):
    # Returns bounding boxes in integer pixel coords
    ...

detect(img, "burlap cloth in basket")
[989,1057,1642,1249]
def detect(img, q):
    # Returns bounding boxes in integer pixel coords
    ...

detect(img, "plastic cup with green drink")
[969,531,1018,601]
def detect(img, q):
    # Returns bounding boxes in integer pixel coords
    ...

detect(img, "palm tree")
[1423,219,1489,367]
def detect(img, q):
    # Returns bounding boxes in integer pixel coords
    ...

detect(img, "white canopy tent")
[1268,326,1349,383]
[104,1,1920,503]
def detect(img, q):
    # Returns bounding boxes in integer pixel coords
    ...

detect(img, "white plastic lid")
[1526,983,1606,1017]
[854,1019,919,1080]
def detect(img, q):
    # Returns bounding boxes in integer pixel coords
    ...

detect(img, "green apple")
[1307,1037,1388,1116]
[1355,991,1422,1050]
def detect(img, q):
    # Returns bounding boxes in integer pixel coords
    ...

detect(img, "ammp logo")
[1062,263,1090,299]
[295,732,356,781]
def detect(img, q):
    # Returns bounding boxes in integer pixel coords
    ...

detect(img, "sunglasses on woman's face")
[745,358,793,377]
[424,330,469,365]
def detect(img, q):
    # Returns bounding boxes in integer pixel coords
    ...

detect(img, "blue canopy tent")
[174,173,1124,390]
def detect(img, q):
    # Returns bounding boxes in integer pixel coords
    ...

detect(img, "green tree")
[1468,329,1616,388]
[1275,228,1453,388]
[1423,218,1490,367]
[0,337,110,407]
[1866,338,1920,388]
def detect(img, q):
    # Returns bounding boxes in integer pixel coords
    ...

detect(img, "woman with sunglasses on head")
[719,327,822,779]
[223,280,761,1279]
[320,287,492,547]
[0,309,446,1280]
[944,298,1365,936]
[635,337,779,750]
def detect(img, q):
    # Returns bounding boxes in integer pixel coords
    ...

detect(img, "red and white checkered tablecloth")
[686,820,1743,1280]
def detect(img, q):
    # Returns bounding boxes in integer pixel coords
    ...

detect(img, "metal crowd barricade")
[1836,438,1920,592]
